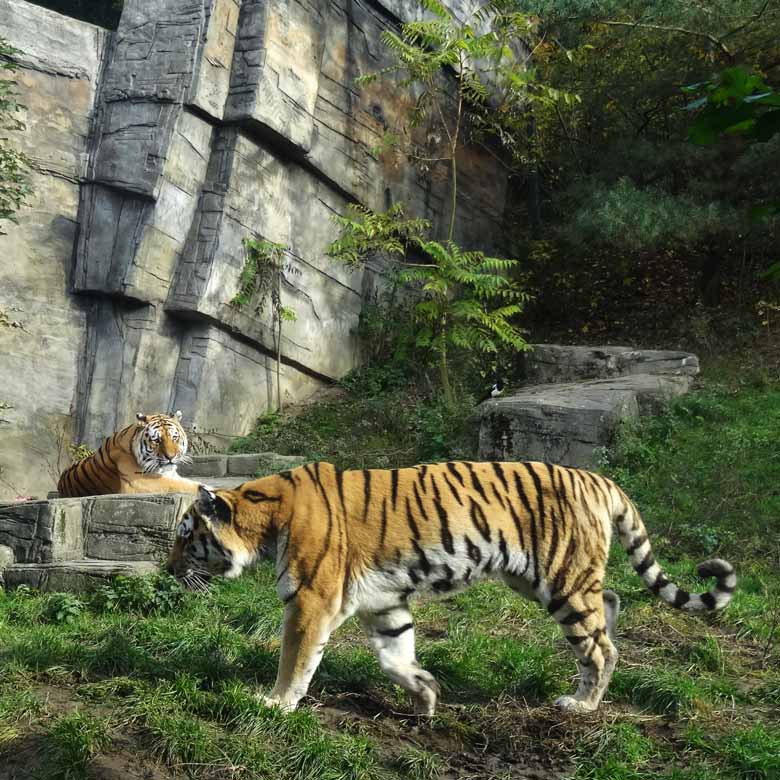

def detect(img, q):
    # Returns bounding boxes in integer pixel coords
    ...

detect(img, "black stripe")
[649,574,670,595]
[673,590,691,608]
[626,534,648,555]
[379,497,388,548]
[465,462,488,503]
[378,622,414,638]
[362,470,372,523]
[634,551,656,576]
[243,490,280,503]
[442,471,464,505]
[420,464,429,484]
[565,633,588,644]
[431,473,442,503]
[391,469,399,510]
[465,535,482,564]
[700,592,717,610]
[406,496,420,540]
[411,539,431,575]
[515,470,540,588]
[469,497,491,542]
[547,596,567,615]
[498,529,509,567]
[412,479,427,520]
[491,461,509,493]
[446,461,465,486]
[279,470,295,484]
[559,608,595,626]
[546,508,560,572]
[524,463,546,537]
[335,468,347,516]
[506,494,525,549]
[433,497,455,554]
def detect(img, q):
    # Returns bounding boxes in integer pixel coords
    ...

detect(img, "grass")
[1,368,780,778]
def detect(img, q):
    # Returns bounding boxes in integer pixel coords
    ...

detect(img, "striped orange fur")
[57,412,200,497]
[166,460,736,714]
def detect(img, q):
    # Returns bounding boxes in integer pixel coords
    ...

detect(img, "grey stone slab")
[478,374,694,468]
[0,498,84,564]
[179,455,229,479]
[83,493,190,561]
[522,345,700,385]
[227,454,261,476]
[0,544,14,568]
[3,560,159,592]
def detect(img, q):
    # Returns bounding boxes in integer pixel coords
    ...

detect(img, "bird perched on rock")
[479,379,505,403]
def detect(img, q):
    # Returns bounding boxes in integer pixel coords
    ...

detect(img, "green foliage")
[396,747,444,780]
[329,203,529,403]
[44,593,86,625]
[46,712,110,780]
[229,365,478,469]
[96,573,185,615]
[67,442,94,463]
[575,721,654,780]
[0,37,32,234]
[232,238,298,411]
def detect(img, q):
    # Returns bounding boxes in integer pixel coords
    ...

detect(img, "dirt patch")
[315,693,576,779]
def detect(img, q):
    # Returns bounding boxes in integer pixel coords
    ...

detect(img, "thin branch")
[595,19,733,59]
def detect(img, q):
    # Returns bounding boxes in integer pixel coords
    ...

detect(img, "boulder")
[521,345,700,385]
[478,374,694,468]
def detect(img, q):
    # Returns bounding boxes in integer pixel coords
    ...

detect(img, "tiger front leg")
[122,474,202,495]
[260,597,343,712]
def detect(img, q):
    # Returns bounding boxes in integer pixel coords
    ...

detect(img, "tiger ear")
[197,484,217,513]
[136,412,148,424]
[173,410,183,421]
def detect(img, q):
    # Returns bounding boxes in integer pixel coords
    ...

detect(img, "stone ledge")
[521,345,700,385]
[3,559,159,592]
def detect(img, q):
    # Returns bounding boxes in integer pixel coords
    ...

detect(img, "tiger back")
[166,460,736,715]
[57,411,200,497]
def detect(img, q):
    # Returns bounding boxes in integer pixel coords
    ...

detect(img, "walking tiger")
[166,460,736,714]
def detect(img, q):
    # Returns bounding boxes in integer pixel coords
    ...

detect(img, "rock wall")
[0,0,508,499]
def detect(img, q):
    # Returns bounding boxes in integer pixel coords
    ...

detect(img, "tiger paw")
[554,695,597,714]
[255,693,296,713]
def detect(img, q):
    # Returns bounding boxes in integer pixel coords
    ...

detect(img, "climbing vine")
[231,238,298,412]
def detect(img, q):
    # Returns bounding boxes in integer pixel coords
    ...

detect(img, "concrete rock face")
[0,0,508,500]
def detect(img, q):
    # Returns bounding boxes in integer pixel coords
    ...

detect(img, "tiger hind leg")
[360,604,440,716]
[553,591,618,713]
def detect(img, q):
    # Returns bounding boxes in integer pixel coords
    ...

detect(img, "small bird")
[479,379,505,403]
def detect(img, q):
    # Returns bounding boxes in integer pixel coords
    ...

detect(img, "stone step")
[3,559,159,592]
[0,493,191,565]
[478,373,694,468]
[520,344,699,385]
[180,451,308,480]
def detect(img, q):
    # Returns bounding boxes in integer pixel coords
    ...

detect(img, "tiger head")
[133,411,190,474]
[166,483,284,589]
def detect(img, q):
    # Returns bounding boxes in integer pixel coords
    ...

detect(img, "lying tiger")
[166,460,736,715]
[57,411,201,497]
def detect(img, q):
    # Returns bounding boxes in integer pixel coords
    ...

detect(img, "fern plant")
[328,203,528,404]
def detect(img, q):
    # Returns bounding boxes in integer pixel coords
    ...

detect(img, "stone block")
[0,544,14,568]
[521,345,700,385]
[83,493,190,561]
[227,454,261,476]
[74,301,184,447]
[478,374,695,468]
[75,110,213,301]
[170,324,323,439]
[4,560,159,592]
[179,455,229,479]
[0,498,84,563]
[225,0,324,152]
